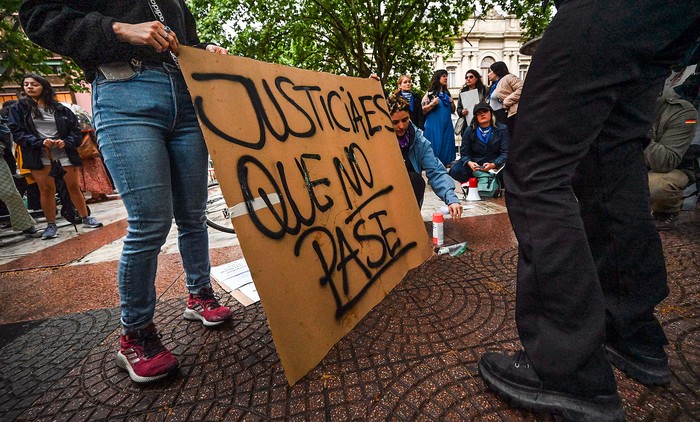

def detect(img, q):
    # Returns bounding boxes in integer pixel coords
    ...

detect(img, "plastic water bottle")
[436,241,469,257]
[432,212,444,246]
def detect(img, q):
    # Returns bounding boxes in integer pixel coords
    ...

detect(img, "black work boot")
[605,343,670,386]
[478,350,624,422]
[652,211,679,231]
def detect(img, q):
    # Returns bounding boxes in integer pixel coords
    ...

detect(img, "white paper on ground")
[211,258,260,306]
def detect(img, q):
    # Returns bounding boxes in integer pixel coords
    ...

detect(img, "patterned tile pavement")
[0,191,698,421]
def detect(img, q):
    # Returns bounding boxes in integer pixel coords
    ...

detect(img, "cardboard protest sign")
[179,47,433,385]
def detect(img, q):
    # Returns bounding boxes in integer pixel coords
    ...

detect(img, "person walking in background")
[486,61,522,137]
[422,69,456,166]
[645,94,697,230]
[386,93,462,220]
[19,0,232,384]
[0,118,40,237]
[395,75,425,130]
[456,69,487,123]
[478,0,700,420]
[8,74,103,240]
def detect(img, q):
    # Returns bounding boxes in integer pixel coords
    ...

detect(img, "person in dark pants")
[449,102,508,184]
[477,1,700,421]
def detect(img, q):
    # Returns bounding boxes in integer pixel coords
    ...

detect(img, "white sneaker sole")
[115,351,177,383]
[183,308,226,327]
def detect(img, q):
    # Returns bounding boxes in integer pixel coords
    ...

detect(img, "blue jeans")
[92,63,211,331]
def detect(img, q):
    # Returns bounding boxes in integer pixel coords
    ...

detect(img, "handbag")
[78,130,100,160]
[473,170,500,197]
[454,116,466,135]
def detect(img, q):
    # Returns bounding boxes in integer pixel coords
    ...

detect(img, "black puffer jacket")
[7,101,82,170]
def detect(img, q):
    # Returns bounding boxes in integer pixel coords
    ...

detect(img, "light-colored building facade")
[434,10,530,96]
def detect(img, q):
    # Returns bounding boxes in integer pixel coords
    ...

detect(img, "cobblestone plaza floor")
[1,193,698,421]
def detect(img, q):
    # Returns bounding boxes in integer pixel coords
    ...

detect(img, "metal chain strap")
[147,0,180,68]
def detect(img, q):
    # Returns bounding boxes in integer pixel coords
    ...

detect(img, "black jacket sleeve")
[60,107,83,150]
[19,1,208,77]
[19,1,128,66]
[7,104,43,150]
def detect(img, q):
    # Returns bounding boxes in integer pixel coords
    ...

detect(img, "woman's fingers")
[450,204,462,221]
[113,21,179,53]
[205,44,228,55]
[165,27,180,54]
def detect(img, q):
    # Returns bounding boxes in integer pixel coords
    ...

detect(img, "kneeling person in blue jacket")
[386,94,463,221]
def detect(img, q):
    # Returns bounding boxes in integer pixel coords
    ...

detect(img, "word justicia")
[191,72,392,149]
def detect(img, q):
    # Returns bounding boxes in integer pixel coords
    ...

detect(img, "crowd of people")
[9,0,700,421]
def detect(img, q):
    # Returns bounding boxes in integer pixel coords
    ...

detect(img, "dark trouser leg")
[505,0,700,396]
[407,170,426,208]
[448,161,473,184]
[494,109,508,129]
[495,110,516,138]
[572,76,670,354]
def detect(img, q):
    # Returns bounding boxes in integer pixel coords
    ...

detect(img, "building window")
[480,56,495,80]
[520,64,529,80]
[447,67,457,88]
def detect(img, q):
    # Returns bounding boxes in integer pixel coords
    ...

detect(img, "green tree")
[1,0,85,91]
[187,0,552,90]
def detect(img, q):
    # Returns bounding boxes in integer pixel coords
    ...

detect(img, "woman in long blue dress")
[421,69,456,166]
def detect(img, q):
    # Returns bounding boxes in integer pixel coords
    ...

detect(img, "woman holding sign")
[20,1,232,383]
[456,69,487,128]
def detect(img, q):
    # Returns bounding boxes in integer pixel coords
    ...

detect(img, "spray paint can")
[432,212,444,246]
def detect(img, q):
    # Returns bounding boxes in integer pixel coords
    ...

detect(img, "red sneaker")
[183,287,233,327]
[115,323,179,383]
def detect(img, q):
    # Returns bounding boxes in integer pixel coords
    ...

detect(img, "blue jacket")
[459,122,509,167]
[407,124,460,206]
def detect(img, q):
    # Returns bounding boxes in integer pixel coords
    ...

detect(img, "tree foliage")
[1,0,85,91]
[188,0,552,90]
[490,0,553,40]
